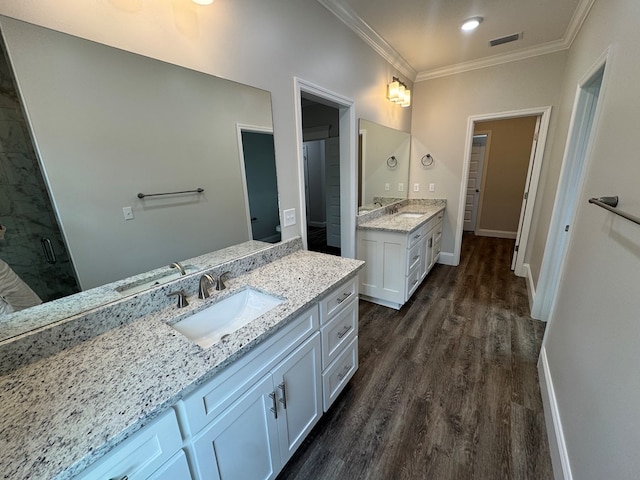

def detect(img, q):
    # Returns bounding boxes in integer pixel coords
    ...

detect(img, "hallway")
[278,234,552,479]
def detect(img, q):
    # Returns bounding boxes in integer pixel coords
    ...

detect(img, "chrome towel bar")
[588,196,640,226]
[137,188,204,199]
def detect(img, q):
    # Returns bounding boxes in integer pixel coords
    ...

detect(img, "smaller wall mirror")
[358,119,411,212]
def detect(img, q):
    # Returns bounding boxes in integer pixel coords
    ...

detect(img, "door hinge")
[534,132,539,141]
[524,192,528,200]
[515,245,519,252]
[565,225,570,232]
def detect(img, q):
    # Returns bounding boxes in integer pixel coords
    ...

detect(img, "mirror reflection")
[0,16,280,336]
[358,119,410,213]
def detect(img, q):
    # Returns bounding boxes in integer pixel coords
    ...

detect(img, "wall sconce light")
[387,77,411,107]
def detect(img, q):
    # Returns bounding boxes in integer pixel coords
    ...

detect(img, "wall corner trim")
[538,347,573,480]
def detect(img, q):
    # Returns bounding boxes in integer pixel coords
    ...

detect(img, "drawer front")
[320,298,358,369]
[406,263,422,298]
[75,409,182,480]
[322,337,358,411]
[319,277,358,325]
[407,225,425,249]
[148,450,193,480]
[179,304,319,435]
[406,240,422,275]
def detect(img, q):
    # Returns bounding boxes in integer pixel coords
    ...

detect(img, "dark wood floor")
[278,234,552,480]
[307,226,341,257]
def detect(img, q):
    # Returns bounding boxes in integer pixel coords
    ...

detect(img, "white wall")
[540,0,640,478]
[0,0,411,251]
[410,52,567,264]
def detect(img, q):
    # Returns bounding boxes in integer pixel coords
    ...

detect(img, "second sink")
[171,288,283,348]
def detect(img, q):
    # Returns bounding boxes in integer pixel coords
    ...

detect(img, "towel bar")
[138,188,204,199]
[588,196,640,226]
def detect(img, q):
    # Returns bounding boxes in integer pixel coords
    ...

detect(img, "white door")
[325,137,341,248]
[192,374,281,480]
[464,135,487,231]
[511,116,542,270]
[272,332,322,465]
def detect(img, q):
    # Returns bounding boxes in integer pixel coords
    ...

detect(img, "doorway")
[533,50,609,321]
[457,106,552,278]
[294,78,356,258]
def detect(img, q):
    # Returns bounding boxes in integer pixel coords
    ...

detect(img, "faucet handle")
[167,290,188,308]
[216,271,231,291]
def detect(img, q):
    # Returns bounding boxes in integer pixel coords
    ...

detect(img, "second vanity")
[0,238,363,480]
[357,199,446,309]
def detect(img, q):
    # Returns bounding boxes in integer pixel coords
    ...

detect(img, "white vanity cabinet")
[74,408,190,480]
[358,211,443,310]
[190,332,322,480]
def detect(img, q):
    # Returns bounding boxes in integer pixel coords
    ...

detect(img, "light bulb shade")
[395,84,405,103]
[387,80,400,101]
[461,16,483,31]
[401,89,411,107]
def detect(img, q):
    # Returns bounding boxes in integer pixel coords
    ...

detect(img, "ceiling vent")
[489,32,522,47]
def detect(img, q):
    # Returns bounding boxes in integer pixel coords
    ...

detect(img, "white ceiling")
[318,0,595,81]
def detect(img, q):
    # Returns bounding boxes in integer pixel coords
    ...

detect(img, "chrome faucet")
[167,290,188,308]
[215,271,231,291]
[170,262,186,276]
[199,273,216,299]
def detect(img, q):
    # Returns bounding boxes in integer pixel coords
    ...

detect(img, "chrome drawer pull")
[336,291,352,304]
[412,255,419,261]
[269,392,278,419]
[413,234,421,239]
[337,324,352,338]
[411,279,418,286]
[337,365,351,380]
[110,476,128,480]
[278,382,287,410]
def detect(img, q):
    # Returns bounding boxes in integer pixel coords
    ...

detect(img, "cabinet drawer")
[322,337,358,411]
[320,298,358,369]
[406,241,422,275]
[407,225,425,249]
[75,409,182,480]
[148,450,193,480]
[319,277,357,324]
[406,263,422,298]
[179,304,319,435]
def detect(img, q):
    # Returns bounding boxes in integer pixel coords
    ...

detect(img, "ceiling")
[318,0,595,81]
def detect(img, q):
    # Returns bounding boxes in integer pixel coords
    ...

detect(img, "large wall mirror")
[0,16,281,339]
[358,118,410,212]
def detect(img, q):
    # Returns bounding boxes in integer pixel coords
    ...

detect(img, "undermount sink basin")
[116,266,196,296]
[171,288,283,349]
[397,212,425,219]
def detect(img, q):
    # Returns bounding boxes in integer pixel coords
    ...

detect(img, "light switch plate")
[385,183,390,191]
[283,208,296,227]
[429,183,435,192]
[413,183,420,192]
[398,183,404,192]
[123,206,134,220]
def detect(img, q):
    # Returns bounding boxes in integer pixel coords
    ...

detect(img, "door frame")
[532,47,611,321]
[456,106,552,275]
[236,123,276,240]
[293,77,356,258]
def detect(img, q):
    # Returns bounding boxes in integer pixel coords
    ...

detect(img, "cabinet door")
[272,332,322,465]
[147,450,193,480]
[192,374,281,480]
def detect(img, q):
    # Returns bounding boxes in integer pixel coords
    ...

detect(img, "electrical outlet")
[398,183,404,192]
[122,206,134,220]
[283,208,296,227]
[385,183,390,191]
[413,183,420,192]
[429,183,435,192]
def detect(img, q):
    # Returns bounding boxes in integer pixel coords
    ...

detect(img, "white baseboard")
[538,347,573,480]
[437,251,456,266]
[476,229,517,239]
[523,263,536,314]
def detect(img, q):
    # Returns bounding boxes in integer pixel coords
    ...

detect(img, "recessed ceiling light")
[461,16,483,32]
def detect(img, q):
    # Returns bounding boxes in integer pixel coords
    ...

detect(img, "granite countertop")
[357,199,446,234]
[0,249,364,480]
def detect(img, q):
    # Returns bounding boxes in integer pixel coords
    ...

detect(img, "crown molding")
[317,0,417,82]
[416,0,596,81]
